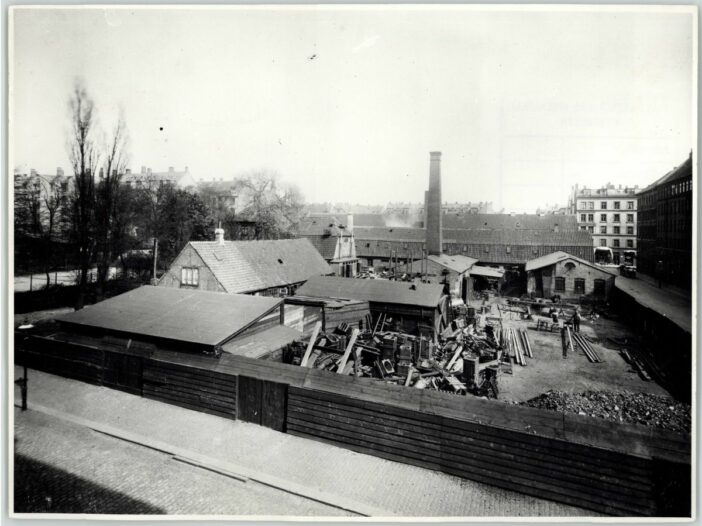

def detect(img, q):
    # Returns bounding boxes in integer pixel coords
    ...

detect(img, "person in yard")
[572,307,581,333]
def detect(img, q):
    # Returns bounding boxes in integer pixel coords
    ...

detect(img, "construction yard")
[283,290,689,434]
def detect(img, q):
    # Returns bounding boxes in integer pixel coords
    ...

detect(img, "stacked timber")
[571,332,603,363]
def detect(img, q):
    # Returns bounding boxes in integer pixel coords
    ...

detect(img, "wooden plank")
[300,321,322,367]
[143,384,237,411]
[142,379,236,406]
[336,328,359,374]
[237,376,262,425]
[143,391,235,420]
[261,380,287,432]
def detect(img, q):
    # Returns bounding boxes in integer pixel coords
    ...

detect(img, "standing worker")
[559,318,567,358]
[572,307,581,333]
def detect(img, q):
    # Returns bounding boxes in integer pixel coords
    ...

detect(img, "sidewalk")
[615,274,692,333]
[12,367,596,518]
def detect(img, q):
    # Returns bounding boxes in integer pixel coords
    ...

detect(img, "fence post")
[55,271,58,285]
[29,274,32,292]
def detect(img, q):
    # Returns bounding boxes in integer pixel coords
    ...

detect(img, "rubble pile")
[521,390,691,433]
[283,314,534,398]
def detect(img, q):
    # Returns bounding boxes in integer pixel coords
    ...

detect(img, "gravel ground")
[520,390,691,433]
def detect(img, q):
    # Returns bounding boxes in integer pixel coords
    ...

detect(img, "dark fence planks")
[14,332,690,517]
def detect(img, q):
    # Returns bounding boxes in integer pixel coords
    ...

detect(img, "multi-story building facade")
[568,183,639,265]
[637,152,693,288]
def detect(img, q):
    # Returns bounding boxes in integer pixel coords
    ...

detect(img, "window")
[181,267,199,286]
[580,214,586,222]
[613,226,620,234]
[574,278,585,294]
[588,226,594,233]
[587,214,594,222]
[554,277,565,292]
[600,226,607,234]
[627,201,634,210]
[613,214,620,222]
[600,239,607,246]
[613,239,620,248]
[506,247,511,253]
[600,214,607,222]
[601,202,607,210]
[626,239,634,248]
[578,201,587,210]
[626,226,634,235]
[614,201,621,209]
[626,214,634,223]
[589,201,595,210]
[579,226,587,231]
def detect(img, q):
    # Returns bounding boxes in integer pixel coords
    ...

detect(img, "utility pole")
[151,238,159,285]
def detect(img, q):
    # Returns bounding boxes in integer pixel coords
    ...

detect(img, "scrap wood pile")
[521,390,691,433]
[282,314,534,398]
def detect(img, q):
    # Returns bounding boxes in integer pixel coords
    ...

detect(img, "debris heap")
[282,313,535,399]
[521,390,691,433]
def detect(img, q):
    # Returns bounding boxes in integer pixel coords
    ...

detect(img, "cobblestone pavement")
[14,408,350,516]
[14,367,599,518]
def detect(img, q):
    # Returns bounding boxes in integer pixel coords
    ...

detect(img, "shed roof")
[469,265,505,278]
[55,286,282,347]
[189,238,332,293]
[427,254,478,273]
[295,276,444,308]
[525,251,617,275]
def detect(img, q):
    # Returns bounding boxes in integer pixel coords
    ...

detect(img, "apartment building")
[568,183,638,265]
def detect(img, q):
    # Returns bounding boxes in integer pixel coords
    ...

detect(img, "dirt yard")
[468,297,670,403]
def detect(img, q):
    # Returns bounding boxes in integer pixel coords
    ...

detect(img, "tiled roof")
[427,254,478,273]
[190,238,332,293]
[56,286,282,346]
[354,227,592,247]
[295,276,445,308]
[442,213,578,231]
[302,235,340,260]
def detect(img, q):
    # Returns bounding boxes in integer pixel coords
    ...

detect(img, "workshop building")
[525,251,616,301]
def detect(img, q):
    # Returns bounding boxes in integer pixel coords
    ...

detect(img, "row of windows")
[578,200,635,210]
[598,239,634,248]
[580,225,635,235]
[579,213,635,223]
[554,277,606,294]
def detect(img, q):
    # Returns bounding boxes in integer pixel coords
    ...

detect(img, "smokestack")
[56,167,64,176]
[346,213,354,233]
[214,226,225,245]
[426,152,443,256]
[141,166,146,174]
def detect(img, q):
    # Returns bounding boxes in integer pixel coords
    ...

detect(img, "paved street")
[13,367,597,518]
[14,409,348,516]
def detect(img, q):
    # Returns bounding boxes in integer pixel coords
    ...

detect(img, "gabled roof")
[190,238,332,293]
[295,276,445,308]
[525,251,617,275]
[55,286,282,347]
[427,254,478,273]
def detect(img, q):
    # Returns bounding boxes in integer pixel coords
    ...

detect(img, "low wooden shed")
[293,275,447,335]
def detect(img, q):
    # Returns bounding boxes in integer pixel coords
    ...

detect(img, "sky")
[10,6,696,212]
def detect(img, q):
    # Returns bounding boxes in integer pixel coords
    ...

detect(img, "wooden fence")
[14,332,690,517]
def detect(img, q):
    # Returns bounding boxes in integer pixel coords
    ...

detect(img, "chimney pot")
[126,168,131,174]
[169,166,174,173]
[214,227,225,245]
[56,167,64,176]
[141,166,146,174]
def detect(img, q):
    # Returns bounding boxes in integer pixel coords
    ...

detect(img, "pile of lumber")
[571,331,603,363]
[501,327,533,366]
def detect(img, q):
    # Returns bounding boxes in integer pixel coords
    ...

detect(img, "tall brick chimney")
[426,151,443,256]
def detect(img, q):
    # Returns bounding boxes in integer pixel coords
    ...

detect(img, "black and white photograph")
[7,4,696,520]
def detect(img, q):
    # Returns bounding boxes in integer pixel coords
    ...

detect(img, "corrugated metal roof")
[55,286,282,346]
[427,254,478,273]
[191,238,332,293]
[295,276,444,308]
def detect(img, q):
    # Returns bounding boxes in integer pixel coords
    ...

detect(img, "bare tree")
[67,80,99,309]
[95,115,129,296]
[233,170,304,239]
